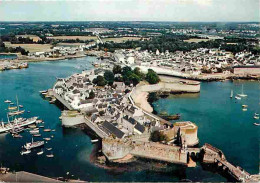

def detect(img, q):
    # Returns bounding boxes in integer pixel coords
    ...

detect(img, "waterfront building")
[233,65,260,75]
[174,121,199,147]
[101,121,125,139]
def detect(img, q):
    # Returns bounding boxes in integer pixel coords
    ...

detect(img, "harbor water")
[153,81,260,176]
[0,56,259,181]
[0,54,17,60]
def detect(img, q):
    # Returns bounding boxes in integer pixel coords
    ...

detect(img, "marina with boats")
[0,96,58,158]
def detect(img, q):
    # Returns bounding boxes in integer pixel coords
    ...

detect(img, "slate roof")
[123,115,136,125]
[81,99,93,104]
[72,89,80,94]
[102,121,125,139]
[134,122,145,133]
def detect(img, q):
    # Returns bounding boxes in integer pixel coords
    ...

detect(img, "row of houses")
[54,69,150,139]
[113,48,260,75]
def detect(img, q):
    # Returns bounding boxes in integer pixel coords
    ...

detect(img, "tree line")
[98,34,260,54]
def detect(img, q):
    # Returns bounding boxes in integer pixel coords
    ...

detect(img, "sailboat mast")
[16,95,19,111]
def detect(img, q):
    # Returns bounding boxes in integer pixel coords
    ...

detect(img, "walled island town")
[0,0,260,182]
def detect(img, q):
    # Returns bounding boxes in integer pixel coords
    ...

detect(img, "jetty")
[52,90,73,110]
[202,143,258,182]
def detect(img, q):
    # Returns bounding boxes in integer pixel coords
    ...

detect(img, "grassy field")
[184,38,210,43]
[102,37,143,43]
[57,43,86,47]
[4,42,52,52]
[16,35,42,42]
[47,36,97,41]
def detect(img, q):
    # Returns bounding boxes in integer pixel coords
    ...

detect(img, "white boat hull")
[0,117,38,134]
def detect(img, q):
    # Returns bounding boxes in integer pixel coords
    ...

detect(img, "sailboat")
[237,85,247,97]
[8,95,25,116]
[254,113,259,119]
[235,95,241,100]
[230,90,233,98]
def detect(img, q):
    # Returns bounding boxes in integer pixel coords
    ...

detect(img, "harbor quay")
[43,67,258,182]
[0,59,28,71]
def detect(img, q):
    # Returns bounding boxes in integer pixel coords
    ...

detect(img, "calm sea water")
[0,57,258,181]
[0,54,17,60]
[153,81,260,176]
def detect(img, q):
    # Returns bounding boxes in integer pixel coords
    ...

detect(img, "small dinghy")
[37,149,44,155]
[21,149,31,155]
[46,152,54,158]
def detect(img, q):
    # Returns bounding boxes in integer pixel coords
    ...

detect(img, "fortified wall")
[135,80,200,94]
[102,138,188,165]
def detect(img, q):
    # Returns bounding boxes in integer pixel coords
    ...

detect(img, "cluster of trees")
[92,75,107,86]
[113,65,147,86]
[0,41,28,55]
[92,65,160,87]
[1,35,44,44]
[149,131,169,142]
[146,69,160,84]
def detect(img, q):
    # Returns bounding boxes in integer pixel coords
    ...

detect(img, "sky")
[0,0,259,22]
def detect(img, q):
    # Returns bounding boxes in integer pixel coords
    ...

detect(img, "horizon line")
[0,20,259,23]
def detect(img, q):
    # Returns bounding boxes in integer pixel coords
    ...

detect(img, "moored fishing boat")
[8,110,25,116]
[43,138,51,141]
[230,90,233,98]
[37,149,44,155]
[91,139,99,143]
[253,122,260,126]
[21,149,31,155]
[235,95,241,100]
[8,106,17,110]
[10,127,24,134]
[46,152,54,158]
[46,148,52,151]
[29,129,39,134]
[4,100,11,103]
[23,138,44,150]
[44,129,51,132]
[39,90,48,93]
[33,133,41,137]
[36,119,43,123]
[0,116,38,134]
[28,124,37,128]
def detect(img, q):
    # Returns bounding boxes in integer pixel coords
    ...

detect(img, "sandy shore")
[131,82,153,113]
[137,91,153,113]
